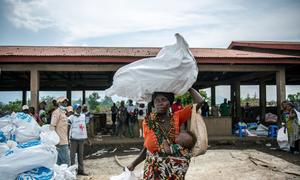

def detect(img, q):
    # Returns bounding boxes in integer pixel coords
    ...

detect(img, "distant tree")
[267,100,276,107]
[245,93,251,102]
[288,92,300,103]
[0,100,22,113]
[102,96,114,106]
[95,96,114,113]
[241,93,259,106]
[176,89,208,107]
[253,92,257,100]
[87,92,100,112]
[177,92,192,106]
[288,92,300,111]
[40,96,56,111]
[72,98,82,105]
[199,90,211,106]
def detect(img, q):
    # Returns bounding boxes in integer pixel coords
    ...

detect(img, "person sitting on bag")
[162,131,197,157]
[69,104,88,176]
[127,88,203,180]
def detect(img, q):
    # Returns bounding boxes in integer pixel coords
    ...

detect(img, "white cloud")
[6,0,55,31]
[4,0,300,46]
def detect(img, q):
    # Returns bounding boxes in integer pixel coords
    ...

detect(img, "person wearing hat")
[22,105,29,114]
[69,104,88,176]
[66,106,74,117]
[50,96,70,165]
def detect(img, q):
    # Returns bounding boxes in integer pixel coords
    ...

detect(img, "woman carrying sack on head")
[127,88,203,180]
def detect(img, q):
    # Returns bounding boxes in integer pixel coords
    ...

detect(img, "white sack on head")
[105,33,198,102]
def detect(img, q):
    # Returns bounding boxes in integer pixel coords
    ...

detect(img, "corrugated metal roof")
[0,46,299,59]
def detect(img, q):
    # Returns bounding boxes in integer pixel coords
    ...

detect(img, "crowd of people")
[19,97,90,176]
[111,97,191,138]
[111,100,147,138]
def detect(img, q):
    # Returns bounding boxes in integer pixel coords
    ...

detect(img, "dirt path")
[78,149,300,180]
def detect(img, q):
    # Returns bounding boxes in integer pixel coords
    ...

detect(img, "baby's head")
[175,131,197,149]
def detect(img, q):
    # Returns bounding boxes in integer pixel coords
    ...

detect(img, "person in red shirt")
[172,99,183,113]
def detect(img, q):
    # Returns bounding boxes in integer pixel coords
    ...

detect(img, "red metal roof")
[228,41,300,50]
[0,46,299,64]
[0,46,299,58]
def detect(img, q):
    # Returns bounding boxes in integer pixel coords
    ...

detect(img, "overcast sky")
[0,0,299,104]
[0,0,299,47]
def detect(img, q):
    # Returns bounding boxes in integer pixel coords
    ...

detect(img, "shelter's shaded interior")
[1,65,299,91]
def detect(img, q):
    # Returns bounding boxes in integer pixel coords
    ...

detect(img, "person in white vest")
[69,104,88,176]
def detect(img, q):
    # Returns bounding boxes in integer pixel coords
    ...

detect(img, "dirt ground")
[77,137,300,180]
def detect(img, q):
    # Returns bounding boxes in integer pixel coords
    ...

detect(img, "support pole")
[82,90,86,105]
[22,90,27,105]
[276,68,286,120]
[67,90,72,106]
[259,81,266,122]
[211,86,216,107]
[30,70,39,110]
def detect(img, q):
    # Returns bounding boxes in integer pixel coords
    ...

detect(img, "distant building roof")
[228,41,300,50]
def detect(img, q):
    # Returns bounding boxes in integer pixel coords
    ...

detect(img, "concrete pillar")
[30,70,39,110]
[276,68,286,118]
[211,86,216,107]
[67,90,71,106]
[231,84,235,118]
[259,81,266,122]
[235,82,241,120]
[82,90,86,105]
[22,90,27,105]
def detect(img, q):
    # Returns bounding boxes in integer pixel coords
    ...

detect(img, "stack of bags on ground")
[234,112,279,137]
[0,112,76,180]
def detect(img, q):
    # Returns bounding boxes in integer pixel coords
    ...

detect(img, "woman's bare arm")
[127,147,147,171]
[189,88,204,111]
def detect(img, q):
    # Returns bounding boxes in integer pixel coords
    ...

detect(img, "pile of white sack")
[0,113,77,180]
[105,33,198,102]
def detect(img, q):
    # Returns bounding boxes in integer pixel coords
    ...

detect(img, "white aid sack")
[105,33,198,102]
[277,127,290,151]
[110,167,137,180]
[0,115,12,128]
[53,164,77,180]
[16,167,54,180]
[40,125,60,146]
[0,141,58,180]
[13,112,41,143]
